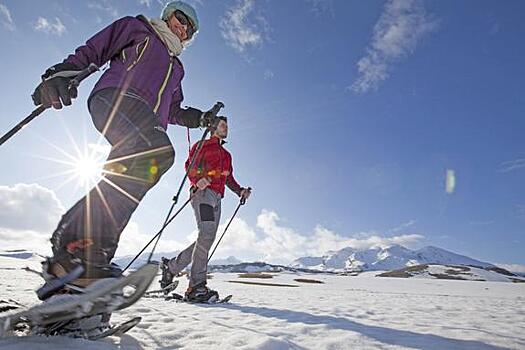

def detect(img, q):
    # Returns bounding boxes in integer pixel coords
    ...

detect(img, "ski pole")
[122,189,199,273]
[208,187,251,264]
[0,63,99,147]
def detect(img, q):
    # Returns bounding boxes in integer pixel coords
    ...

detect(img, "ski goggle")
[174,10,195,40]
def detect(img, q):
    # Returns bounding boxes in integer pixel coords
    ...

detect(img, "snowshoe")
[0,263,157,338]
[184,284,220,303]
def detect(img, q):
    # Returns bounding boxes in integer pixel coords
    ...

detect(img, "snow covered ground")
[1,256,524,349]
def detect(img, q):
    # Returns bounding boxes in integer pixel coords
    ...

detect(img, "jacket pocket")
[126,36,150,72]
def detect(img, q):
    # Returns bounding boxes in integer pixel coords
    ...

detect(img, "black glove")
[32,63,82,109]
[240,187,252,204]
[177,107,220,129]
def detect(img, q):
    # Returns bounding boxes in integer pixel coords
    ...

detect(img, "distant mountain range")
[289,244,494,272]
[112,252,242,270]
[2,246,523,283]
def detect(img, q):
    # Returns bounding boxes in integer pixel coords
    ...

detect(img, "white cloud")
[139,0,152,7]
[0,183,64,232]
[113,221,188,257]
[0,183,65,255]
[306,0,335,18]
[88,0,119,18]
[34,17,67,36]
[0,183,187,258]
[0,3,14,31]
[207,209,424,265]
[264,69,274,80]
[220,0,268,53]
[351,0,438,93]
[390,219,416,233]
[498,158,525,173]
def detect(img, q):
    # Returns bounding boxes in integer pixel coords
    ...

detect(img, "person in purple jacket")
[32,1,212,290]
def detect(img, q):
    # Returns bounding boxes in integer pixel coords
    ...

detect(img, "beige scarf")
[149,18,183,56]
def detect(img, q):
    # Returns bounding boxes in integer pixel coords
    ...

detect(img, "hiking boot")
[44,253,122,283]
[160,257,175,290]
[39,251,122,300]
[185,283,219,303]
[37,266,118,336]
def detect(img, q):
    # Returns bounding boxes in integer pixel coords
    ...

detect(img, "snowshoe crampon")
[144,280,179,297]
[0,263,157,337]
[88,316,142,340]
[166,292,232,304]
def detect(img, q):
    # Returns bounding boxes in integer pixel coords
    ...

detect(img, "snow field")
[0,256,524,349]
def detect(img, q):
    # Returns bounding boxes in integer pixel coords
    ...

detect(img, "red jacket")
[186,136,242,197]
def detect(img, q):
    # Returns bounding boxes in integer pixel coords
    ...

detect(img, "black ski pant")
[50,88,175,268]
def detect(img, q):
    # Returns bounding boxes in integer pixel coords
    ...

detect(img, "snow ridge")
[290,245,493,272]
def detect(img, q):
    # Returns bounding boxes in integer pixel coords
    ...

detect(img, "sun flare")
[73,153,104,189]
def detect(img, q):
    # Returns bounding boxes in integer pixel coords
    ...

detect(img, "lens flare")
[73,153,104,190]
[446,169,456,194]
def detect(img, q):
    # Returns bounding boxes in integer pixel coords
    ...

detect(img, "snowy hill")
[0,250,43,261]
[290,245,493,272]
[377,264,525,283]
[412,246,492,267]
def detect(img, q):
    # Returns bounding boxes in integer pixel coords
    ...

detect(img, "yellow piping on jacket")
[126,36,150,72]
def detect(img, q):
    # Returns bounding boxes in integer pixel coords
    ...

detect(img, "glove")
[32,63,81,109]
[196,177,212,190]
[201,111,221,129]
[177,107,220,129]
[240,187,251,204]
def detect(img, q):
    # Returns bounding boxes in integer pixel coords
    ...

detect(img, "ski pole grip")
[240,187,252,205]
[69,63,99,89]
[205,102,225,130]
[209,101,225,116]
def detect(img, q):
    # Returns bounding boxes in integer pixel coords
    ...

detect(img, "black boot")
[160,257,174,290]
[39,248,122,300]
[185,283,219,303]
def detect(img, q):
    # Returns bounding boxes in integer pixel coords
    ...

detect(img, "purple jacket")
[64,15,184,129]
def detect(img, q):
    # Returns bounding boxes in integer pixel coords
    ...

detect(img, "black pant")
[51,88,175,267]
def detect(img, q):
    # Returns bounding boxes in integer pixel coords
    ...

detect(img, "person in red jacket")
[161,117,251,302]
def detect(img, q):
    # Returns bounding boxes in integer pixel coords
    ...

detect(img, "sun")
[72,153,104,190]
[28,120,158,201]
[29,124,111,196]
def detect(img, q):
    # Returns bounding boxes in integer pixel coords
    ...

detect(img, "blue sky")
[0,0,524,268]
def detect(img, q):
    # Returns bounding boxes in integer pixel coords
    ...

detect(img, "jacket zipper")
[219,145,225,188]
[126,36,150,72]
[153,56,173,114]
[147,22,184,116]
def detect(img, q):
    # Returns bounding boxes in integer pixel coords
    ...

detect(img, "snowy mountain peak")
[290,245,493,272]
[414,246,492,268]
[209,256,243,266]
